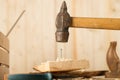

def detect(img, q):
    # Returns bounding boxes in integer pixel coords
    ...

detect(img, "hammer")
[55,1,120,42]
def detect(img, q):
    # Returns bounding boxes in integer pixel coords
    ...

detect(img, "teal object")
[8,73,52,80]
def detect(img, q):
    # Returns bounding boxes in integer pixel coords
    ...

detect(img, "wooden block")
[0,32,9,52]
[0,47,9,66]
[33,60,89,72]
[105,72,120,78]
[0,66,9,80]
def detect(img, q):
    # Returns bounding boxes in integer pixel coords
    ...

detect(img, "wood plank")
[0,32,9,52]
[3,74,8,80]
[0,47,9,66]
[52,70,107,79]
[89,78,120,80]
[31,70,107,79]
[71,17,120,30]
[0,66,9,80]
[33,60,89,72]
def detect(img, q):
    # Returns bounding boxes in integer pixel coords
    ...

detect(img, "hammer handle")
[71,17,120,30]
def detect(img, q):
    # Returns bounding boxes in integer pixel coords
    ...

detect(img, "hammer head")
[55,1,72,42]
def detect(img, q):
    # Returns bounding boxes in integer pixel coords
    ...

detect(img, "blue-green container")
[8,73,52,80]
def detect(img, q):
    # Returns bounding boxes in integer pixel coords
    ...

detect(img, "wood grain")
[0,47,9,66]
[3,0,120,73]
[71,17,120,30]
[3,74,8,80]
[0,32,9,52]
[52,70,107,78]
[33,60,89,72]
[0,66,9,80]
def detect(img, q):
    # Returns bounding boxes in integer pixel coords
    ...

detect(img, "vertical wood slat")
[0,32,9,80]
[8,0,27,73]
[0,67,9,80]
[69,0,111,70]
[0,32,9,66]
[3,74,8,80]
[7,0,57,73]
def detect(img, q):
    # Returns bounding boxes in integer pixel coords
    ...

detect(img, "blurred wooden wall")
[0,0,120,73]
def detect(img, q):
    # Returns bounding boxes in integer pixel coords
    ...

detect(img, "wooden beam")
[0,32,9,52]
[71,17,120,30]
[0,47,9,66]
[33,60,89,72]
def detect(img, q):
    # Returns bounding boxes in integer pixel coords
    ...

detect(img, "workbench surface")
[31,70,107,79]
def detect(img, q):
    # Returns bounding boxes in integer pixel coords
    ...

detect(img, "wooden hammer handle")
[71,17,120,30]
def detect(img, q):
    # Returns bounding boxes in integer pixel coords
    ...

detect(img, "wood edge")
[4,74,8,80]
[0,47,9,66]
[33,60,89,72]
[0,32,9,52]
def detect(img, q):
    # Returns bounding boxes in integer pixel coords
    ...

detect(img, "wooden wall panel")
[6,0,57,73]
[0,0,119,74]
[25,0,57,72]
[0,0,8,34]
[71,0,111,70]
[7,0,27,73]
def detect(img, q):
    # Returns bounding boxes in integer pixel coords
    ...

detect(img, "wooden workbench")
[31,70,107,79]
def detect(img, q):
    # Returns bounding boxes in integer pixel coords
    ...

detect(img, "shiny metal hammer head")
[55,1,72,42]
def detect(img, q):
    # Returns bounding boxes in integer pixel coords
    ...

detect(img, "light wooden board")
[0,47,9,66]
[0,32,9,52]
[33,60,89,72]
[0,66,9,80]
